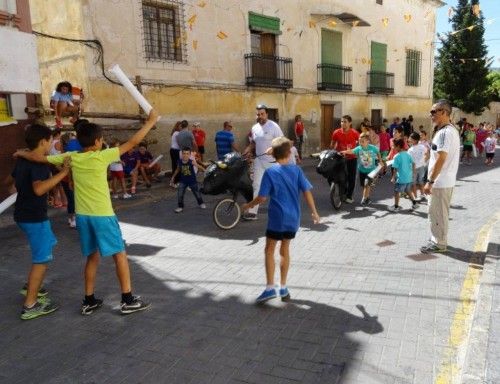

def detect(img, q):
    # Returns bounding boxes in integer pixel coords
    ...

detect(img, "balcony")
[244,53,293,89]
[367,71,394,94]
[317,64,352,92]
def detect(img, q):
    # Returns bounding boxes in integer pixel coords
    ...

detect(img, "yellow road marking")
[435,211,500,384]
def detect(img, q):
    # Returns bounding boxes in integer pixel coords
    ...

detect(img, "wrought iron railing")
[317,64,352,92]
[244,53,293,89]
[367,71,394,94]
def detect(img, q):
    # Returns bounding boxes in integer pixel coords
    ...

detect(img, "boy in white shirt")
[408,132,428,202]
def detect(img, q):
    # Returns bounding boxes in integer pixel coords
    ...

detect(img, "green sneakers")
[21,301,59,320]
[20,283,48,298]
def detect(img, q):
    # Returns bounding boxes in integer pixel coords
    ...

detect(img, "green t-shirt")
[48,147,120,216]
[352,144,379,173]
[463,130,476,145]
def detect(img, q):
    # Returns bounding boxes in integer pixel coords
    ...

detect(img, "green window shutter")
[406,49,421,86]
[249,12,281,34]
[321,29,342,66]
[371,42,387,72]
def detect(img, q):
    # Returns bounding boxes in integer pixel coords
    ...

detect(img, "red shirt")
[331,128,360,159]
[295,121,304,136]
[192,128,206,147]
[379,132,391,152]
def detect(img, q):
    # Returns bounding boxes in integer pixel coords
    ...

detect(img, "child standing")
[120,147,140,194]
[170,148,206,213]
[378,125,391,160]
[10,124,71,319]
[109,139,132,199]
[484,131,496,165]
[242,137,320,303]
[341,132,385,207]
[408,132,428,202]
[389,139,418,212]
[461,124,476,165]
[16,110,158,315]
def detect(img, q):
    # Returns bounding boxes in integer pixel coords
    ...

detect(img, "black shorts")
[266,230,296,240]
[486,153,495,159]
[359,171,371,187]
[198,146,205,154]
[463,144,473,152]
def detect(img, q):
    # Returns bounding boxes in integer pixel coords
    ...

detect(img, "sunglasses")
[429,109,443,115]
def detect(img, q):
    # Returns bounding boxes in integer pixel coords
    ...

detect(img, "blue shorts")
[394,183,412,193]
[76,215,125,257]
[124,165,135,176]
[17,221,57,264]
[414,166,427,185]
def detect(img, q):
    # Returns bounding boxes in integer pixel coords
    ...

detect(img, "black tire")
[213,198,241,229]
[329,182,342,210]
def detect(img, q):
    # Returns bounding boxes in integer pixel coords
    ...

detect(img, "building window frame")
[141,0,187,63]
[405,49,422,87]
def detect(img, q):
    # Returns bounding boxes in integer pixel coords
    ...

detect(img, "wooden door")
[321,104,335,149]
[371,109,382,126]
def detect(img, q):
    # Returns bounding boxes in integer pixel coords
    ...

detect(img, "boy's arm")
[33,158,71,196]
[4,174,16,194]
[170,168,179,185]
[194,160,206,171]
[13,150,49,164]
[241,196,266,212]
[303,190,320,224]
[119,109,159,155]
[341,149,355,155]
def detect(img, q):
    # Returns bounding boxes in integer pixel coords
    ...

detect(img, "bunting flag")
[197,1,206,7]
[192,40,198,50]
[309,20,316,28]
[448,7,455,18]
[382,17,389,27]
[472,4,480,17]
[352,20,360,27]
[404,14,412,23]
[328,20,337,27]
[217,31,228,39]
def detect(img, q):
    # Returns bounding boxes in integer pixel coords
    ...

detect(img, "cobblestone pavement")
[0,156,498,384]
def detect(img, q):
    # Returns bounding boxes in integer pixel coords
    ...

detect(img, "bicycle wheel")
[213,198,241,229]
[329,182,342,210]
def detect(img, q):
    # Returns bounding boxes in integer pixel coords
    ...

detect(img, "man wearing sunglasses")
[420,100,460,254]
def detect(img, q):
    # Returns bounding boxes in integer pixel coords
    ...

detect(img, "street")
[0,157,499,384]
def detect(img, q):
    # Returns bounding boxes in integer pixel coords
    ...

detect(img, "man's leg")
[113,251,132,294]
[429,188,453,248]
[264,238,278,286]
[25,264,48,307]
[84,251,100,296]
[248,158,267,215]
[346,159,357,200]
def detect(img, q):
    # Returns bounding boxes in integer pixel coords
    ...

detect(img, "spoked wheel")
[213,198,241,229]
[329,182,342,210]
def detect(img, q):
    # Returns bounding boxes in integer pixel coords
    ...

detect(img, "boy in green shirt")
[461,124,476,165]
[15,109,158,315]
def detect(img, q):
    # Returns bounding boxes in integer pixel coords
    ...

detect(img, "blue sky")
[436,0,500,66]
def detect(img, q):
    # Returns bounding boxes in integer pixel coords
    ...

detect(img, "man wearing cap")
[243,104,284,220]
[215,121,238,160]
[192,122,206,161]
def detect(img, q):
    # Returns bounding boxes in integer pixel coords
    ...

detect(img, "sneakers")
[279,287,291,302]
[20,283,48,298]
[420,242,447,254]
[174,207,183,213]
[361,198,372,207]
[199,203,207,209]
[120,296,151,314]
[388,205,402,212]
[411,202,419,210]
[112,194,119,199]
[345,198,354,204]
[81,298,103,315]
[68,217,76,228]
[242,212,258,221]
[256,288,277,303]
[418,195,427,203]
[123,193,132,199]
[21,300,59,320]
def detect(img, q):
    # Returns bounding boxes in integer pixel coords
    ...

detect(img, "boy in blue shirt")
[389,139,418,212]
[9,124,71,320]
[341,132,385,207]
[242,137,320,303]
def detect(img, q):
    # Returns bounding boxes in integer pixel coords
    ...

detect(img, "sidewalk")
[0,157,498,384]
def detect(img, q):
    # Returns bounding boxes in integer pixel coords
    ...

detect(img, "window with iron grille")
[142,0,186,62]
[405,49,422,87]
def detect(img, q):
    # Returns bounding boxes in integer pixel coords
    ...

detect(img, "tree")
[434,0,492,115]
[487,71,500,101]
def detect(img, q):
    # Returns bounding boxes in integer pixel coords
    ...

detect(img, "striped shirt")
[215,130,234,160]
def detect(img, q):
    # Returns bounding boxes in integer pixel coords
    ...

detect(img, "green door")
[370,42,387,89]
[321,29,342,85]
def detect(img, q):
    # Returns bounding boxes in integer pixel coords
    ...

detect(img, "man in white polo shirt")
[243,104,283,220]
[420,99,460,254]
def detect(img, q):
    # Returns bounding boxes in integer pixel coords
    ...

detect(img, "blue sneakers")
[256,288,277,303]
[279,287,291,301]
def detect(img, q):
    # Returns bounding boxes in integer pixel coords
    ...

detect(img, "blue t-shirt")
[352,144,379,174]
[215,130,234,160]
[258,164,312,233]
[65,138,82,152]
[177,159,197,185]
[393,151,413,184]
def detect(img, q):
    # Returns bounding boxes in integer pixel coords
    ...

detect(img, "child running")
[10,124,71,319]
[170,148,206,213]
[242,137,320,303]
[341,132,385,207]
[15,109,158,315]
[389,139,419,212]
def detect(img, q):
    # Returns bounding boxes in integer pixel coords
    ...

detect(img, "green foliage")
[433,0,492,115]
[487,71,500,101]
